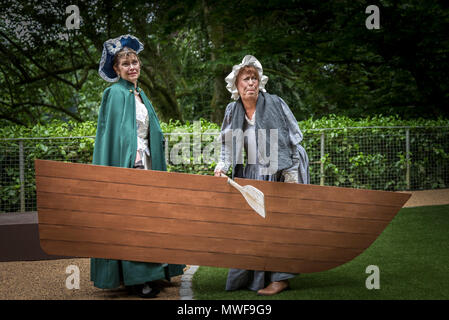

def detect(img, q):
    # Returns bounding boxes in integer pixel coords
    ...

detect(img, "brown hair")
[113,47,142,69]
[236,66,260,84]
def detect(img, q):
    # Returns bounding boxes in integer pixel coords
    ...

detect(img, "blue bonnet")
[98,34,144,82]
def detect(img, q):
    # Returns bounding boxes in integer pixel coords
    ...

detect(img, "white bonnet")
[225,55,269,100]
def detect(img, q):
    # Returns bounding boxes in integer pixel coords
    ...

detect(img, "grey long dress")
[215,96,309,292]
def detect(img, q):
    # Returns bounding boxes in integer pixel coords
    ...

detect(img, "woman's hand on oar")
[214,169,226,177]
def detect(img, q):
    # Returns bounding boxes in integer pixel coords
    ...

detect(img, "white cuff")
[283,170,298,183]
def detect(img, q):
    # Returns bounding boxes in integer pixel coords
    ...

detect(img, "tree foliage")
[0,0,448,127]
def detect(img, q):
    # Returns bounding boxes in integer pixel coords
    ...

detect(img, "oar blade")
[241,185,266,218]
[224,174,266,218]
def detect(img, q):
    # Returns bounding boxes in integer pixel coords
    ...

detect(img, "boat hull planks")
[35,159,411,273]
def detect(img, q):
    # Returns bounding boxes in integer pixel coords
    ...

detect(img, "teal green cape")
[90,78,185,289]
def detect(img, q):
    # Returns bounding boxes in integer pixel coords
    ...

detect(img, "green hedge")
[1,115,448,213]
[298,115,449,190]
[0,121,97,213]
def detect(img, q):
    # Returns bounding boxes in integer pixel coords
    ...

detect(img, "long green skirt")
[91,258,185,289]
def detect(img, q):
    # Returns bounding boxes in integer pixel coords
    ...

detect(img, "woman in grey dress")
[214,55,309,296]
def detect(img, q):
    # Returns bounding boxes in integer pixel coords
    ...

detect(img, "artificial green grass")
[192,205,449,300]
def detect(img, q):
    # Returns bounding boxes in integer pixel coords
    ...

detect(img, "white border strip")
[179,265,199,300]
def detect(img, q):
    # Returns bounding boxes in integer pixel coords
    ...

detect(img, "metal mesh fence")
[305,127,449,190]
[1,127,448,213]
[0,137,95,213]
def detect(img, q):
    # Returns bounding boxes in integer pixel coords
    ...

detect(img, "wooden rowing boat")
[35,159,411,273]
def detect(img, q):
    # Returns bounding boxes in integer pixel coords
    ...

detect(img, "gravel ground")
[0,258,186,300]
[401,188,449,208]
[1,189,447,300]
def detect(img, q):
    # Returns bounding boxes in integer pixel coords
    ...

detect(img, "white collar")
[245,110,256,126]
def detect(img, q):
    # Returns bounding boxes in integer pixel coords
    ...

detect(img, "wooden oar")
[221,173,266,218]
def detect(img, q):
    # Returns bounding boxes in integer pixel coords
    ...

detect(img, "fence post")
[320,131,325,186]
[405,128,410,190]
[19,140,25,212]
[165,135,169,165]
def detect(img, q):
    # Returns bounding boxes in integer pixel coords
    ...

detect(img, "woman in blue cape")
[91,34,185,298]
